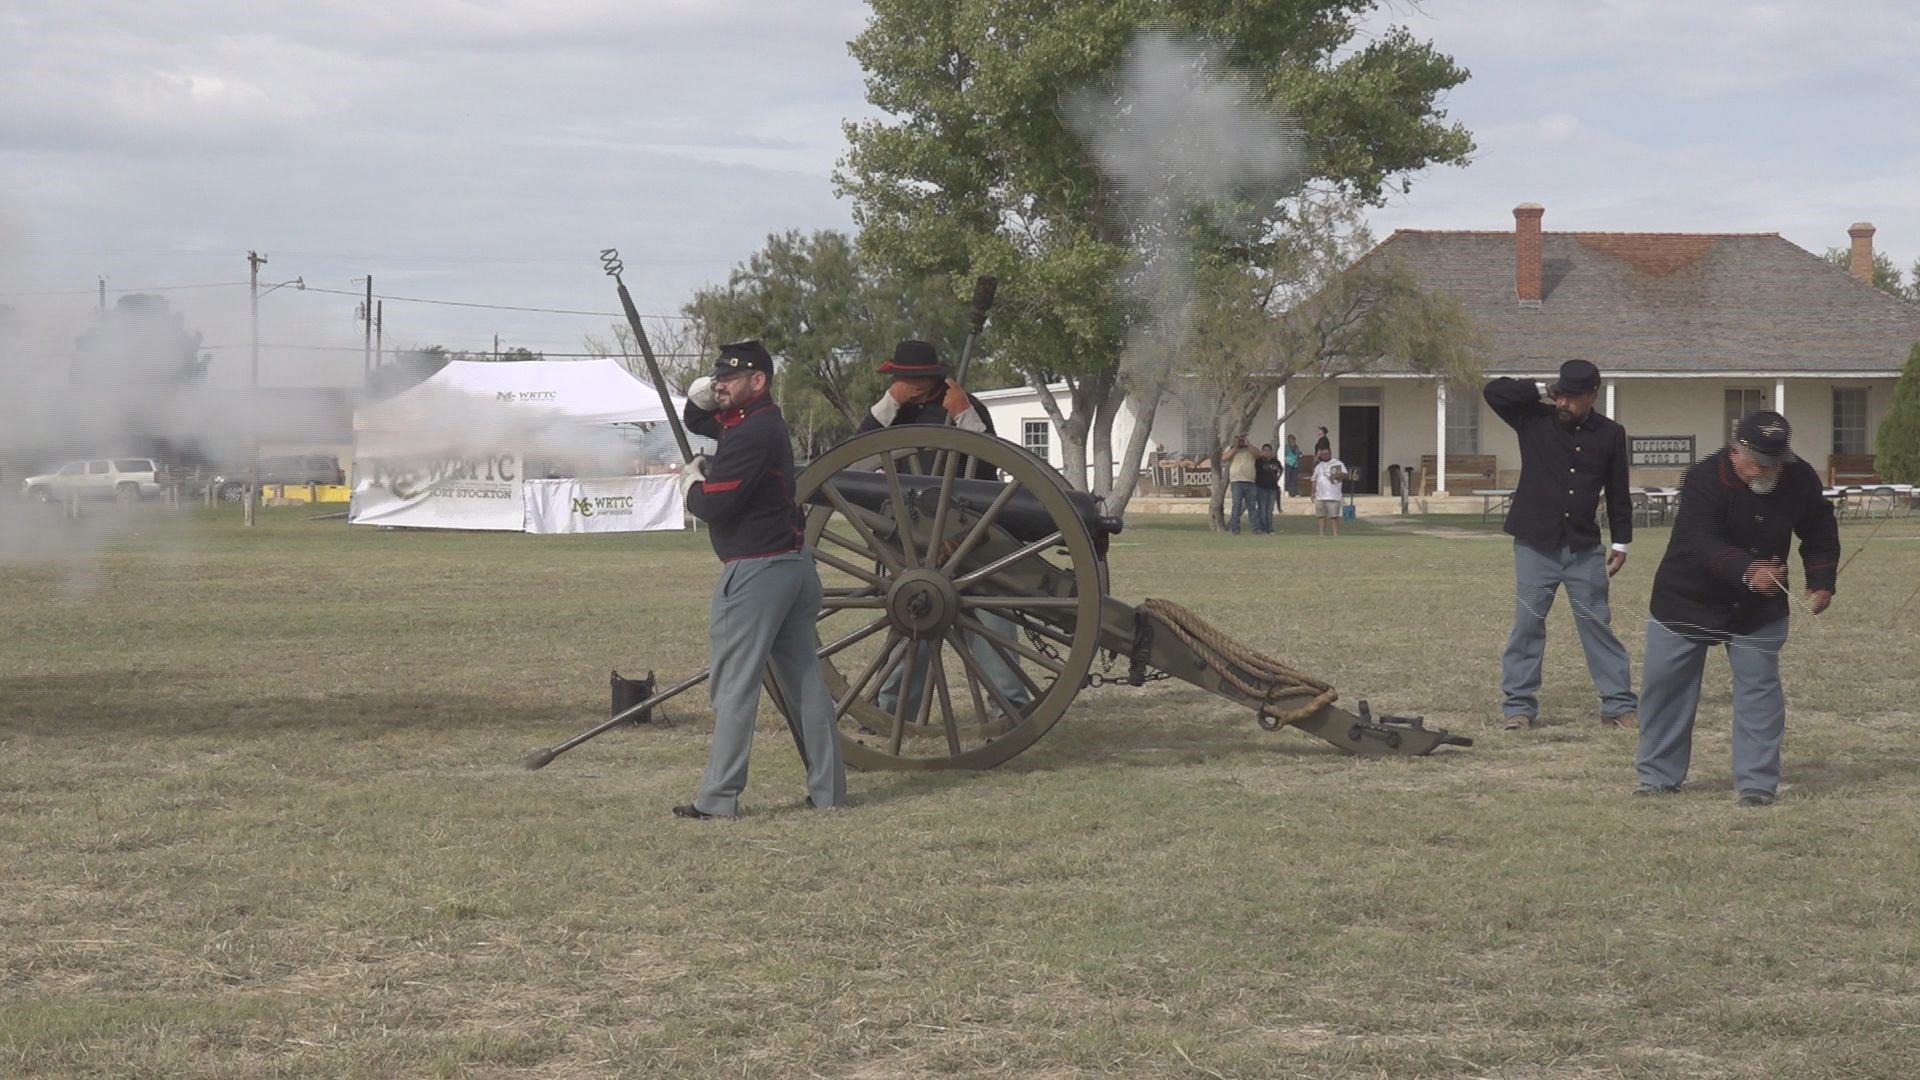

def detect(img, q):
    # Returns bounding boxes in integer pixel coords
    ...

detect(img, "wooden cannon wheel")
[783,426,1104,771]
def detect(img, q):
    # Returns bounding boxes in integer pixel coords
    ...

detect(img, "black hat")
[1734,410,1795,466]
[712,340,773,378]
[1549,359,1602,397]
[878,339,951,379]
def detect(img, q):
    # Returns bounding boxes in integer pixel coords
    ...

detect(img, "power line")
[0,281,251,297]
[295,284,693,320]
[194,343,705,358]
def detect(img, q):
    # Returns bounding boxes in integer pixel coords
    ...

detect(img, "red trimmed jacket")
[683,396,805,562]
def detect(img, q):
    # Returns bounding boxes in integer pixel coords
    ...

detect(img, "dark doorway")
[1338,405,1381,494]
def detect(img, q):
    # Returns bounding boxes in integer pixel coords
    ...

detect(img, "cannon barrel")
[808,469,1123,557]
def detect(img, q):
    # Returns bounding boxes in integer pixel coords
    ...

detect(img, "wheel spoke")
[879,452,920,569]
[939,481,1020,575]
[958,596,1079,609]
[900,637,940,755]
[955,613,1066,674]
[923,447,963,567]
[817,615,891,660]
[930,648,962,756]
[812,544,888,588]
[952,531,1064,590]
[835,630,902,716]
[887,638,919,754]
[820,596,887,610]
[946,629,1026,724]
[820,481,903,574]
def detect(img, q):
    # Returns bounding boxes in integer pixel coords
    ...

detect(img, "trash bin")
[1387,463,1405,496]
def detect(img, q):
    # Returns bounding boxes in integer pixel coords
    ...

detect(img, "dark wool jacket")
[856,391,1000,480]
[1649,449,1840,638]
[683,396,805,562]
[1484,377,1633,552]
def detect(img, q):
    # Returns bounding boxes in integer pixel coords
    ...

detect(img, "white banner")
[523,475,684,534]
[348,452,525,531]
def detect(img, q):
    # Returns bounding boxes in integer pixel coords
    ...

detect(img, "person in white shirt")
[1310,446,1349,537]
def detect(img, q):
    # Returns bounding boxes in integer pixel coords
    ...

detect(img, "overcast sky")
[3,0,1916,388]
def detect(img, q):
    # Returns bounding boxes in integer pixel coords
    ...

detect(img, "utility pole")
[492,333,500,360]
[362,275,373,381]
[246,251,267,528]
[97,277,106,312]
[374,301,383,368]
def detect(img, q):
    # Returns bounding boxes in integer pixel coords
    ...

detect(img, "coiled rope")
[1137,598,1338,726]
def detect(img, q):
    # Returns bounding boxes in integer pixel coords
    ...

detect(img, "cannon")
[521,257,1468,774]
[778,424,1471,771]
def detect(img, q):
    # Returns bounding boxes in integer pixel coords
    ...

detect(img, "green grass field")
[4,504,1919,1078]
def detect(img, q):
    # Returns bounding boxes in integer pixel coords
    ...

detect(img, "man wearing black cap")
[1484,359,1638,731]
[1634,410,1837,806]
[855,339,1032,720]
[673,340,846,818]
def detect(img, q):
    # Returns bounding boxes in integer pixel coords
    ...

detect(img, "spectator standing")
[1310,446,1348,537]
[1223,435,1257,534]
[1253,443,1282,533]
[1483,359,1637,732]
[1313,426,1331,455]
[1282,434,1302,498]
[1634,411,1837,806]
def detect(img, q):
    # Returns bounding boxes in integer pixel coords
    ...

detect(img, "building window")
[1832,387,1869,455]
[1724,387,1767,443]
[1445,387,1480,454]
[1021,419,1050,459]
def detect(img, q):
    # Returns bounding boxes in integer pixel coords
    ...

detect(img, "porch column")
[1773,377,1786,414]
[1275,380,1287,446]
[1605,378,1617,419]
[1435,379,1449,495]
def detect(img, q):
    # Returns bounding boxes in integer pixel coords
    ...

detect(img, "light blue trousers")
[1229,481,1256,533]
[1635,617,1789,795]
[876,610,1035,720]
[1501,540,1638,722]
[694,551,847,816]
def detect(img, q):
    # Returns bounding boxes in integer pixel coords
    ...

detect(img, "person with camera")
[1310,445,1349,537]
[1223,434,1257,534]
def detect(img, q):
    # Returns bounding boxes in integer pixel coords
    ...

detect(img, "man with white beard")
[1634,411,1839,806]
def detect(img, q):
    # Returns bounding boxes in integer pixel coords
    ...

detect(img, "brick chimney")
[1848,222,1876,284]
[1514,203,1545,304]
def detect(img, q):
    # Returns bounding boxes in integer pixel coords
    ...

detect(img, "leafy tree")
[839,1,1474,491]
[682,229,978,456]
[1121,200,1481,525]
[1823,247,1913,300]
[1875,342,1920,484]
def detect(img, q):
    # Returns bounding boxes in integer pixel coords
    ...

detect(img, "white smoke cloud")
[1061,29,1310,382]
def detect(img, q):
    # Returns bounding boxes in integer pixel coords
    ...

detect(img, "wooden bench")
[1419,453,1498,495]
[1827,454,1881,486]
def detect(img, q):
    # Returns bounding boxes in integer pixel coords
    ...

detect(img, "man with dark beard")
[1484,360,1638,731]
[1633,411,1837,805]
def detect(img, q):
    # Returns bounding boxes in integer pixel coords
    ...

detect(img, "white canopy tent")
[349,359,696,532]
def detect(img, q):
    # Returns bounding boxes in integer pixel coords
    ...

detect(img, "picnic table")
[1471,488,1514,524]
[1825,484,1915,519]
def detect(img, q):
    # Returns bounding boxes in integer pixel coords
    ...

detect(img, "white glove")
[869,391,903,427]
[678,454,708,498]
[687,376,719,412]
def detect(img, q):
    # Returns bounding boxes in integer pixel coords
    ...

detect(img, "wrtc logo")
[572,495,634,518]
[497,391,558,403]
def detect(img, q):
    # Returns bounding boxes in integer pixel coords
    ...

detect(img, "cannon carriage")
[783,424,1471,771]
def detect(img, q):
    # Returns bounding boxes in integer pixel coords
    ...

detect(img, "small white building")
[978,206,1920,496]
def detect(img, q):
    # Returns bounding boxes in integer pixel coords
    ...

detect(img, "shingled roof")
[1363,227,1920,374]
